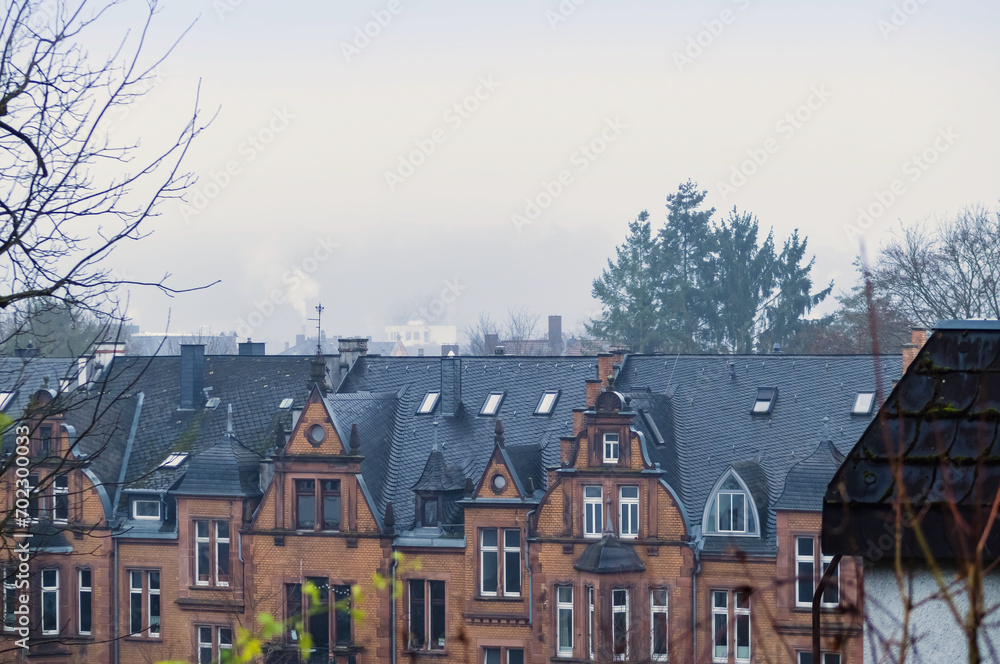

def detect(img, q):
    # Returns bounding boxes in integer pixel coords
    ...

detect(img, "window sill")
[404,649,449,657]
[189,584,232,591]
[474,594,523,602]
[123,636,163,643]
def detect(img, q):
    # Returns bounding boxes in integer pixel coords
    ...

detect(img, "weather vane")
[308,303,324,354]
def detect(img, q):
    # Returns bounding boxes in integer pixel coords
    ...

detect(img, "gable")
[284,388,345,456]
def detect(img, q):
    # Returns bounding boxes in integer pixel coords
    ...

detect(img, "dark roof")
[0,356,81,416]
[412,446,466,492]
[823,322,1000,562]
[574,535,646,574]
[774,438,844,511]
[617,353,900,554]
[172,435,262,497]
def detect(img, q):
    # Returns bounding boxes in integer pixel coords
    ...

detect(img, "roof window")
[852,391,875,415]
[752,387,777,415]
[159,453,188,469]
[480,391,505,416]
[534,390,559,415]
[417,391,440,415]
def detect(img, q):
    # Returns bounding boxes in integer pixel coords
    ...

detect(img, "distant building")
[283,332,407,357]
[127,331,238,355]
[384,319,457,356]
[486,315,566,356]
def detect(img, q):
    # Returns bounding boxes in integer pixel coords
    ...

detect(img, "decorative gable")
[283,386,345,456]
[474,445,523,501]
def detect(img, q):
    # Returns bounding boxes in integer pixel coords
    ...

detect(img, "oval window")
[308,424,326,446]
[491,474,507,493]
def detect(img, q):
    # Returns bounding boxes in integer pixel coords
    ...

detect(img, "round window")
[491,474,507,493]
[308,424,326,446]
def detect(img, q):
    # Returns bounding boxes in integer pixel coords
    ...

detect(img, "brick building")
[1,341,898,663]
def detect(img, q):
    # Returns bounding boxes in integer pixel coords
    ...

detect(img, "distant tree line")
[586,181,999,355]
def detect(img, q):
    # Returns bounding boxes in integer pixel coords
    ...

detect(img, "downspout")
[525,508,536,626]
[390,552,399,664]
[113,536,119,664]
[690,532,704,664]
[812,554,842,664]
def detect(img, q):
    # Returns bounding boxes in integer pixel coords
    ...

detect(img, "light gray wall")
[863,562,1000,664]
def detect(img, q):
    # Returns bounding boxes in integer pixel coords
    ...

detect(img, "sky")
[94,0,1000,348]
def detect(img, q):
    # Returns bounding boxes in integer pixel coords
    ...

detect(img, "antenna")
[308,303,325,354]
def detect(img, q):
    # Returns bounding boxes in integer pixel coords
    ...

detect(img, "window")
[651,589,668,661]
[479,529,521,597]
[795,536,839,608]
[798,653,841,664]
[78,569,92,635]
[295,480,316,529]
[322,480,341,531]
[54,476,69,522]
[40,426,53,452]
[333,584,352,646]
[619,486,639,539]
[584,486,603,538]
[41,569,59,635]
[128,570,160,637]
[852,391,875,415]
[159,453,188,468]
[587,586,595,660]
[422,497,439,527]
[535,390,559,415]
[194,520,230,587]
[556,585,573,657]
[734,590,750,662]
[132,498,161,520]
[612,588,629,661]
[480,391,505,416]
[27,474,38,521]
[417,391,440,414]
[603,432,620,463]
[712,591,727,662]
[4,566,17,630]
[283,578,353,653]
[752,387,777,414]
[196,625,232,664]
[704,471,759,536]
[483,647,525,664]
[409,580,445,651]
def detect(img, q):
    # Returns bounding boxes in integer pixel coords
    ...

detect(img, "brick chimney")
[901,327,928,375]
[441,356,462,416]
[548,315,562,355]
[179,344,205,410]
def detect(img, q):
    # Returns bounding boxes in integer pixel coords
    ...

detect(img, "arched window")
[703,470,760,537]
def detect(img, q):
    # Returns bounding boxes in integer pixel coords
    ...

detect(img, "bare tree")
[873,206,1000,328]
[462,307,544,355]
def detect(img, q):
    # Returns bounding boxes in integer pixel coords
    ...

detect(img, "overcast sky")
[101,0,1000,348]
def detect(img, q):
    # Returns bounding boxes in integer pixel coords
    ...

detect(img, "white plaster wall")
[863,562,1000,664]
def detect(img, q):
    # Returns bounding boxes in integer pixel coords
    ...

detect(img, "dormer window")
[704,471,760,537]
[535,390,559,415]
[422,498,439,527]
[752,387,777,415]
[132,498,161,520]
[480,391,505,416]
[417,391,440,415]
[852,391,875,415]
[603,432,620,464]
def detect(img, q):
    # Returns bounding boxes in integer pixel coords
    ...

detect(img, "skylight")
[0,392,12,410]
[279,398,294,409]
[159,453,188,469]
[205,397,221,409]
[752,387,777,415]
[535,390,559,415]
[480,391,505,416]
[417,391,440,415]
[852,391,875,415]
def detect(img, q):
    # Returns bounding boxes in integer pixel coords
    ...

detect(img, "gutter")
[690,530,704,664]
[390,553,399,664]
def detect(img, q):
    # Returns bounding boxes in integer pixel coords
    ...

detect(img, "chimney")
[441,356,462,416]
[238,340,266,356]
[597,353,614,386]
[179,344,205,410]
[772,342,782,354]
[585,379,602,409]
[484,333,499,356]
[440,344,460,357]
[902,327,928,375]
[548,315,562,355]
[338,337,369,371]
[494,347,505,356]
[295,334,305,346]
[14,344,39,359]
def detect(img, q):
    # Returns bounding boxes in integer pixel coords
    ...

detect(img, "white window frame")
[129,570,143,635]
[148,571,161,638]
[195,520,210,586]
[612,588,629,661]
[215,522,230,587]
[417,391,440,414]
[53,476,69,522]
[651,589,668,661]
[821,550,839,608]
[712,590,728,663]
[717,490,746,533]
[41,569,59,636]
[132,498,161,521]
[78,569,92,636]
[583,486,603,538]
[219,627,232,659]
[795,536,815,608]
[198,625,213,664]
[503,529,521,597]
[619,486,639,539]
[703,471,761,538]
[480,528,498,597]
[852,391,875,414]
[587,586,595,660]
[535,390,559,415]
[556,585,573,657]
[734,590,751,663]
[798,653,842,664]
[480,392,505,416]
[602,432,620,464]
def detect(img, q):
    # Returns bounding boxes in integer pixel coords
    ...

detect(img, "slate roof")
[0,356,81,417]
[616,353,900,555]
[823,321,1000,562]
[774,438,844,511]
[173,435,262,497]
[574,535,647,574]
[333,355,597,528]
